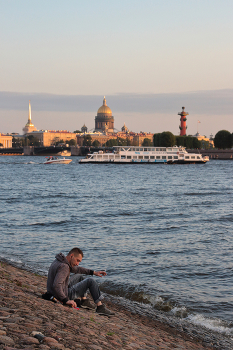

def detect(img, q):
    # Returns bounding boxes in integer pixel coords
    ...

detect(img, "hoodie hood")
[55,253,70,267]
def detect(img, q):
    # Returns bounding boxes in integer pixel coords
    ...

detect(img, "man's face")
[70,253,83,267]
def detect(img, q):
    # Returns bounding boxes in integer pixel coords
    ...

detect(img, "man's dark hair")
[67,247,84,257]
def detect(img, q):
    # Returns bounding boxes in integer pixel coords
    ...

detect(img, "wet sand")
[0,261,216,349]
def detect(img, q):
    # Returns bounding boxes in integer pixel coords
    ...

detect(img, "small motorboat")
[44,156,72,164]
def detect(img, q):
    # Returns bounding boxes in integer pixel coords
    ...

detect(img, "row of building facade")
[1,97,213,148]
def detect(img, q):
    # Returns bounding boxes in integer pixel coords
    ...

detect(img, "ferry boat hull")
[79,146,209,164]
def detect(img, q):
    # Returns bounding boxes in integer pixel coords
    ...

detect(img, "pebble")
[0,260,227,350]
[0,335,15,345]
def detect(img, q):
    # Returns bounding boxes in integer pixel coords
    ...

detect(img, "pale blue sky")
[0,0,232,135]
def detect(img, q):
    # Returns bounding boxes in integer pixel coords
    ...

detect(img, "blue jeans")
[68,274,103,304]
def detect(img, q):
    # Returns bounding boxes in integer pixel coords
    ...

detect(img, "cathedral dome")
[95,96,114,133]
[97,96,112,116]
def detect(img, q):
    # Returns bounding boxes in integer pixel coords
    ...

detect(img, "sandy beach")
[0,260,217,350]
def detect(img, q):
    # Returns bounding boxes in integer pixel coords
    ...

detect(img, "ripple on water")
[0,157,233,333]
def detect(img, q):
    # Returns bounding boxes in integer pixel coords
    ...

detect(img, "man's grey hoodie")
[47,253,94,304]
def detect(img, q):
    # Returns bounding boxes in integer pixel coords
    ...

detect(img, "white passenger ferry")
[79,146,209,164]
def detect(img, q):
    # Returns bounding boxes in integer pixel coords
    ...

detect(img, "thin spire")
[28,100,32,123]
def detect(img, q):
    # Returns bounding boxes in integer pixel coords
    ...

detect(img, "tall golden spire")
[26,100,34,126]
[22,100,37,134]
[28,100,32,124]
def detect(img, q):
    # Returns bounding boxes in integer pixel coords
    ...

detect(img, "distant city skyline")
[0,90,232,138]
[0,1,232,137]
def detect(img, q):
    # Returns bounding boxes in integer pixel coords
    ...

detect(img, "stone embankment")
[0,261,214,350]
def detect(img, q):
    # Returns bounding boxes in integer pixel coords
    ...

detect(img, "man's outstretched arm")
[93,270,107,277]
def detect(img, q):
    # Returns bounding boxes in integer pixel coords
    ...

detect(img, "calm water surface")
[0,156,233,335]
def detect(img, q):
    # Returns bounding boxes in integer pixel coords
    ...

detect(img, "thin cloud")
[0,90,233,115]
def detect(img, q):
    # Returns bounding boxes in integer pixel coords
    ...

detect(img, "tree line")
[153,130,233,149]
[82,135,153,147]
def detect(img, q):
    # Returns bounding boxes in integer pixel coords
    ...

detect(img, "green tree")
[73,130,82,133]
[176,136,201,149]
[142,138,153,146]
[92,140,100,147]
[193,137,201,149]
[12,137,22,147]
[160,132,176,147]
[83,134,92,146]
[66,139,76,146]
[214,130,232,149]
[24,135,40,146]
[117,137,128,146]
[105,139,118,147]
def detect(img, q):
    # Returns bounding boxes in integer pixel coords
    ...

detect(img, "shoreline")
[0,260,222,350]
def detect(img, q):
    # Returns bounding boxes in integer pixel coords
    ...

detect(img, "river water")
[0,156,233,339]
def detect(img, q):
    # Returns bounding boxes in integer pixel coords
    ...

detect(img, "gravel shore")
[0,261,218,349]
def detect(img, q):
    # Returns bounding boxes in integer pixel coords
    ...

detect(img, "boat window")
[140,148,143,151]
[103,155,108,159]
[121,155,126,159]
[133,156,137,159]
[132,148,135,151]
[156,156,160,159]
[185,156,189,159]
[168,156,172,159]
[191,156,195,159]
[109,155,114,159]
[174,156,178,159]
[150,156,155,159]
[151,148,155,151]
[197,156,200,159]
[97,155,102,159]
[162,156,166,159]
[115,155,120,159]
[144,148,147,151]
[144,156,149,159]
[135,148,139,151]
[168,148,172,152]
[156,148,160,151]
[139,156,143,159]
[127,156,131,159]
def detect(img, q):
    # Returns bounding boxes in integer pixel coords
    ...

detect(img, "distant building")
[121,122,129,133]
[0,133,12,148]
[178,107,188,136]
[22,101,37,134]
[76,96,154,146]
[81,124,88,133]
[26,130,77,147]
[95,97,114,132]
[193,132,214,148]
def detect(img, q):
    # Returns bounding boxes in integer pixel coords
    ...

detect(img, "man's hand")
[94,270,107,277]
[66,300,77,308]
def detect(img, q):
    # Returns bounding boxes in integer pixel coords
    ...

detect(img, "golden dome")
[97,96,112,116]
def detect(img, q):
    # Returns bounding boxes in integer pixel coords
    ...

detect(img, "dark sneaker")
[74,299,82,308]
[96,304,115,316]
[81,299,95,310]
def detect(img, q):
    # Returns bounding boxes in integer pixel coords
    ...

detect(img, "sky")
[0,0,233,137]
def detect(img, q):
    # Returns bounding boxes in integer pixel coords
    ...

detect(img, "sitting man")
[45,247,114,316]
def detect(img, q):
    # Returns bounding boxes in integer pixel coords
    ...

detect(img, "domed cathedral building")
[95,97,114,132]
[76,96,154,147]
